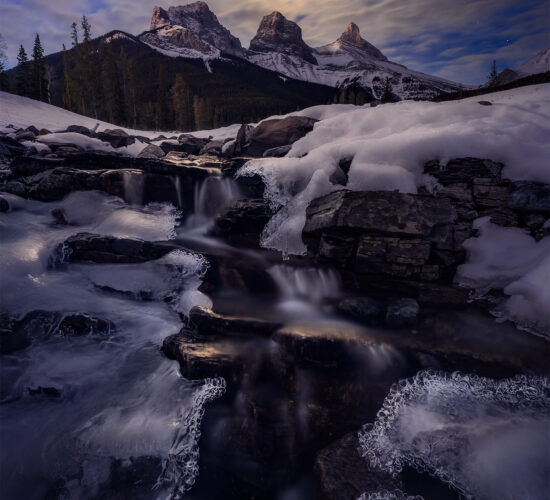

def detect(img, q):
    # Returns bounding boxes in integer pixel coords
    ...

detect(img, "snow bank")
[238,84,550,256]
[0,91,242,143]
[456,217,550,337]
[359,371,550,500]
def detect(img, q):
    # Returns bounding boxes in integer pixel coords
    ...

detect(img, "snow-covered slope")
[514,48,550,76]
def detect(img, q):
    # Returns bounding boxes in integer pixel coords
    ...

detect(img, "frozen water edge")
[358,370,550,500]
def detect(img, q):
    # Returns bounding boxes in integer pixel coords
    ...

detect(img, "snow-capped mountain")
[140,2,463,100]
[514,48,550,76]
[140,2,245,59]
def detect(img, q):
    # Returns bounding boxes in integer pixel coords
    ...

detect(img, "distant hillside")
[7,30,340,132]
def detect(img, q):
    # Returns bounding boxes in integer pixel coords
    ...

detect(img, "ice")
[358,371,550,500]
[456,217,550,336]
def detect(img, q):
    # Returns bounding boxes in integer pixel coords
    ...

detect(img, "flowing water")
[0,191,223,499]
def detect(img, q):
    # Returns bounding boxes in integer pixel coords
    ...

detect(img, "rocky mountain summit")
[143,2,244,58]
[249,11,317,64]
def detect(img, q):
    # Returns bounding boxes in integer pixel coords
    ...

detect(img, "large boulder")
[247,116,317,156]
[177,134,209,154]
[96,129,135,148]
[137,144,165,159]
[508,181,550,213]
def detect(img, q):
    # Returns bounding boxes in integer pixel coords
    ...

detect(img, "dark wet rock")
[478,100,492,106]
[221,157,265,198]
[337,297,384,324]
[0,310,61,354]
[230,124,254,156]
[211,198,271,247]
[386,298,419,327]
[159,140,196,154]
[38,128,51,136]
[190,306,282,337]
[0,196,9,212]
[4,180,26,197]
[15,130,36,141]
[199,140,223,156]
[65,125,94,136]
[247,116,317,157]
[424,157,503,186]
[508,181,550,213]
[0,135,28,156]
[177,134,210,154]
[51,208,68,224]
[25,125,40,136]
[304,190,456,238]
[57,313,115,336]
[96,128,135,148]
[262,144,292,158]
[60,233,182,264]
[137,143,165,159]
[315,432,396,500]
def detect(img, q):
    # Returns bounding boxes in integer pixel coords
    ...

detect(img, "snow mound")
[358,371,550,500]
[456,217,550,337]
[357,491,423,500]
[238,84,550,257]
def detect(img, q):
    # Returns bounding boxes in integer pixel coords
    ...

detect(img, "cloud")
[1,0,548,84]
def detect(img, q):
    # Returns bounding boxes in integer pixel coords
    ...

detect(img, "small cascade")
[122,170,144,205]
[172,175,184,209]
[268,264,341,316]
[184,176,240,233]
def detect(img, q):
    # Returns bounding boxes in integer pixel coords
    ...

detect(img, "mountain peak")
[340,22,362,44]
[249,11,317,64]
[146,2,244,57]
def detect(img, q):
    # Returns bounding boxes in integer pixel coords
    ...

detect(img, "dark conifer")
[15,45,31,96]
[31,34,49,102]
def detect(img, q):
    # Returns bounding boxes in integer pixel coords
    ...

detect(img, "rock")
[211,198,271,247]
[262,144,292,157]
[508,181,550,213]
[4,181,26,197]
[247,116,317,156]
[386,298,419,326]
[0,196,9,212]
[304,190,456,238]
[0,135,28,156]
[424,157,503,186]
[15,130,36,141]
[176,134,209,154]
[190,306,282,337]
[51,208,68,224]
[199,140,223,156]
[337,297,384,324]
[315,432,396,500]
[478,100,492,106]
[60,233,183,264]
[38,128,51,135]
[65,125,94,136]
[0,310,61,354]
[137,144,165,159]
[96,129,135,148]
[28,386,61,397]
[57,313,115,336]
[250,11,317,64]
[25,125,40,136]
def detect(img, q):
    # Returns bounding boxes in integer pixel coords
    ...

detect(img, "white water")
[183,176,240,234]
[0,191,223,499]
[358,371,550,500]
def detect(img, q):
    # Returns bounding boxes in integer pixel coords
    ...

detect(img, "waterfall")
[122,170,144,205]
[172,175,184,209]
[184,176,240,233]
[268,265,341,304]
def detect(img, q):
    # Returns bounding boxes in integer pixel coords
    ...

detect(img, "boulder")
[4,181,26,197]
[38,128,51,135]
[304,190,456,238]
[0,135,28,156]
[57,313,115,336]
[25,125,40,136]
[199,140,224,156]
[190,306,282,337]
[262,144,292,158]
[137,144,165,159]
[336,297,384,324]
[177,134,209,154]
[385,298,419,326]
[15,130,36,141]
[424,157,503,186]
[59,233,183,264]
[211,198,271,247]
[96,128,135,148]
[247,116,317,156]
[65,125,94,136]
[51,208,68,224]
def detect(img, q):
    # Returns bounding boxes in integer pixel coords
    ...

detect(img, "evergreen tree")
[15,45,31,96]
[381,77,394,103]
[0,34,8,91]
[71,22,79,46]
[31,34,49,102]
[156,61,169,129]
[487,60,498,88]
[171,74,194,131]
[102,43,126,124]
[127,59,142,129]
[81,16,91,43]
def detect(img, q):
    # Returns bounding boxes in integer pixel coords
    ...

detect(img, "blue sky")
[1,0,548,84]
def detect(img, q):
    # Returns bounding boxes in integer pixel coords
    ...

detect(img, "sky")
[1,0,549,85]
